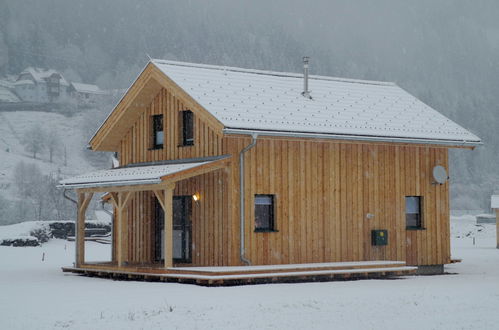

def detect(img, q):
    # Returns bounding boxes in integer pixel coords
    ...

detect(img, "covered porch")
[59,156,231,270]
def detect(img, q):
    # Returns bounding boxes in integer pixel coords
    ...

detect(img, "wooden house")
[59,59,481,284]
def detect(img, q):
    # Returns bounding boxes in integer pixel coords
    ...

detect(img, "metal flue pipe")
[302,56,311,99]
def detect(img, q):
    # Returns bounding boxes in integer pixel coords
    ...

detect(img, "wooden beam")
[164,183,175,268]
[153,190,166,210]
[160,157,231,183]
[76,192,93,267]
[77,182,173,194]
[496,210,499,249]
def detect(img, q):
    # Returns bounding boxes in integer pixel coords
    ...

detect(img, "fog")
[1,0,498,209]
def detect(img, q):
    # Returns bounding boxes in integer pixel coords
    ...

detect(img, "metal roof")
[58,160,217,189]
[152,60,481,146]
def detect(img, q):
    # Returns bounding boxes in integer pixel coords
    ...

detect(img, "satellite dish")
[432,165,448,184]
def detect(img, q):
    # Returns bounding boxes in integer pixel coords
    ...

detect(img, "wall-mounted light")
[192,192,200,202]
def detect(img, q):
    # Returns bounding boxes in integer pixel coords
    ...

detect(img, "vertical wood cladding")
[224,136,450,267]
[119,88,223,166]
[116,87,450,268]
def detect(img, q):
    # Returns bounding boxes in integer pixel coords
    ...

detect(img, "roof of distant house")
[0,86,20,102]
[149,59,481,146]
[17,67,69,86]
[70,82,107,95]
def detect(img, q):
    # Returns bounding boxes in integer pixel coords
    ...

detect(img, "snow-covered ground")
[0,215,498,330]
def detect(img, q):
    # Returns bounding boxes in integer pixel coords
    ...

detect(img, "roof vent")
[302,56,312,99]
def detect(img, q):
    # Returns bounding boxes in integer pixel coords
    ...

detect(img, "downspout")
[63,189,78,267]
[239,133,258,265]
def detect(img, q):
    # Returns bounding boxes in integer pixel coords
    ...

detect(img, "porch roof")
[58,156,230,190]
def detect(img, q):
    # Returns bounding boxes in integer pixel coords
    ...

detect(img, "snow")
[0,86,20,102]
[59,159,220,188]
[0,215,498,329]
[491,195,499,209]
[0,111,97,203]
[152,60,481,145]
[173,260,406,273]
[20,67,70,86]
[70,82,106,95]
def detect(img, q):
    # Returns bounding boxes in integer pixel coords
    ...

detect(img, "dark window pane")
[182,110,194,145]
[152,115,163,148]
[255,195,274,231]
[405,196,422,228]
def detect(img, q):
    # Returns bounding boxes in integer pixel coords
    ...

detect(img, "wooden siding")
[121,169,229,267]
[110,84,451,268]
[119,87,223,166]
[117,136,450,267]
[224,136,450,267]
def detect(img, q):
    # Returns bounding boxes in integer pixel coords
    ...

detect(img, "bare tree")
[46,130,62,163]
[22,125,46,159]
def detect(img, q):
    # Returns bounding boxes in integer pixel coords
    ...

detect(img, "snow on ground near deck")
[1,216,498,330]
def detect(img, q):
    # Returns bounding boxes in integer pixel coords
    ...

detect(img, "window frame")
[181,110,194,146]
[254,194,277,232]
[151,114,164,150]
[405,196,424,230]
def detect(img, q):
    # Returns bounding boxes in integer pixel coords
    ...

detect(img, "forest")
[0,0,498,210]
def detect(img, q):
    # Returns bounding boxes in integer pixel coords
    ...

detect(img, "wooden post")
[153,183,175,268]
[109,191,132,267]
[496,210,499,249]
[76,191,93,267]
[164,184,175,268]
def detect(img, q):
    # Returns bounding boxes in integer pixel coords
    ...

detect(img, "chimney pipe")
[302,56,311,99]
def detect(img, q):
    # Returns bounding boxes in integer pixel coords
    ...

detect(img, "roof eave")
[223,128,482,148]
[57,178,162,190]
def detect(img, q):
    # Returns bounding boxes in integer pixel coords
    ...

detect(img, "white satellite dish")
[432,165,448,184]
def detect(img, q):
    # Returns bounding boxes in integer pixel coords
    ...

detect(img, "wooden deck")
[62,260,417,286]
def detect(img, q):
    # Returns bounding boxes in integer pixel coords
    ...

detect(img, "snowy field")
[0,215,498,330]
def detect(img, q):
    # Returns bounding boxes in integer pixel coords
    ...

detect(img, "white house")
[14,67,70,103]
[68,82,107,108]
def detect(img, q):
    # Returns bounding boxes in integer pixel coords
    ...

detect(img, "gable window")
[254,195,276,232]
[405,196,423,229]
[152,114,164,149]
[181,110,194,146]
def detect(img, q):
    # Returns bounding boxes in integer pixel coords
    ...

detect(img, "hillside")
[0,109,107,223]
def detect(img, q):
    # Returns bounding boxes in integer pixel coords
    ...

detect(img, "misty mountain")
[1,0,498,209]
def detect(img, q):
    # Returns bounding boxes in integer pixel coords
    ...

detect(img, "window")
[405,196,423,229]
[152,115,164,149]
[254,195,276,232]
[181,110,194,146]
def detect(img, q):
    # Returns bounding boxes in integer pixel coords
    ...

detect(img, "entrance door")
[173,196,192,263]
[154,196,192,263]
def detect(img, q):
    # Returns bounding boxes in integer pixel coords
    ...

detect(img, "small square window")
[405,196,423,229]
[254,195,276,232]
[152,115,164,149]
[181,110,194,146]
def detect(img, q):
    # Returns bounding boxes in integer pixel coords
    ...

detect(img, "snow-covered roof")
[70,82,106,94]
[18,67,69,86]
[14,79,34,85]
[152,60,480,146]
[0,86,21,102]
[0,79,14,89]
[491,195,499,209]
[58,160,219,189]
